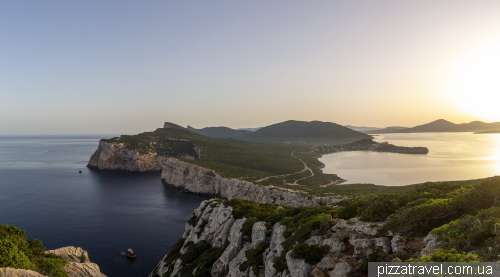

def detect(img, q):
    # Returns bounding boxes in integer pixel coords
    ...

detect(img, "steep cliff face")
[87,141,166,172]
[161,158,340,207]
[150,199,430,277]
[0,247,107,277]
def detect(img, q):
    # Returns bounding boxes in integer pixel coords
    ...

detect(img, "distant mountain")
[188,120,371,144]
[345,125,382,133]
[237,127,262,132]
[345,125,407,134]
[371,119,500,133]
[187,126,251,139]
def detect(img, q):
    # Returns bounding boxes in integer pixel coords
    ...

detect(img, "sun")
[445,37,500,121]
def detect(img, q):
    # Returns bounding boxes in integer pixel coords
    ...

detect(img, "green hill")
[188,120,372,144]
[187,126,251,139]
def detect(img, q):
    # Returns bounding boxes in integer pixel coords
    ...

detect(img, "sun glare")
[445,37,500,121]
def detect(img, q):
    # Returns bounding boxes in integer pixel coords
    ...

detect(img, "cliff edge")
[161,157,340,207]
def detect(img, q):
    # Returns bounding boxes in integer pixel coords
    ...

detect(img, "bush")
[359,194,401,222]
[410,249,479,262]
[292,243,329,264]
[0,224,69,277]
[431,207,500,257]
[0,238,36,270]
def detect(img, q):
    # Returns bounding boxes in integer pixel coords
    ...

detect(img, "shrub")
[292,243,329,264]
[359,194,401,222]
[239,242,270,275]
[0,224,69,277]
[410,249,479,262]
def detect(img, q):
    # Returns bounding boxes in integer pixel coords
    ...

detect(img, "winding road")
[255,150,314,185]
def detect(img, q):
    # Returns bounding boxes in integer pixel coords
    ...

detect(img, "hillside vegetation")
[189,120,372,144]
[103,123,305,180]
[154,178,500,277]
[0,225,69,277]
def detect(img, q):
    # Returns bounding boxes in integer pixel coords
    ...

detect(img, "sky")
[2,1,500,135]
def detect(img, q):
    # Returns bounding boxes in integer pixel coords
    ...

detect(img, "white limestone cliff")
[161,158,340,207]
[150,199,430,277]
[87,141,167,172]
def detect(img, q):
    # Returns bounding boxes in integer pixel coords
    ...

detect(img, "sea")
[0,136,209,277]
[319,132,500,186]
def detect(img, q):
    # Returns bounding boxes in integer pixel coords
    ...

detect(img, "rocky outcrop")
[0,247,106,277]
[46,246,107,277]
[212,219,246,277]
[151,199,434,277]
[227,222,267,277]
[286,250,313,277]
[264,223,287,277]
[87,141,167,172]
[420,233,441,257]
[162,158,341,207]
[0,268,45,277]
[328,262,352,277]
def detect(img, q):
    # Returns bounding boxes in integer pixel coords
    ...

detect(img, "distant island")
[475,130,500,134]
[349,119,500,134]
[309,138,429,155]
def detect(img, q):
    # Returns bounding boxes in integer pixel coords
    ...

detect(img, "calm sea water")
[319,132,500,186]
[0,136,209,277]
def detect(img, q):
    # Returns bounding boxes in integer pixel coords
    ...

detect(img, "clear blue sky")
[2,1,500,135]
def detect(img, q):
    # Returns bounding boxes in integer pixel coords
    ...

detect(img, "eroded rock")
[328,262,352,277]
[286,250,313,277]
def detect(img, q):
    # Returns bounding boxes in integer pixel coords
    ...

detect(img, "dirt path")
[255,150,314,185]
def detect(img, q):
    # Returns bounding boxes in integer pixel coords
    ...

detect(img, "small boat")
[126,249,136,259]
[79,170,82,173]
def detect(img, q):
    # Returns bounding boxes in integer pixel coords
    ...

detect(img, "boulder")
[311,267,327,277]
[322,238,345,254]
[391,234,406,253]
[332,218,391,237]
[306,236,324,245]
[349,237,391,258]
[317,257,337,270]
[328,262,352,277]
[420,233,441,257]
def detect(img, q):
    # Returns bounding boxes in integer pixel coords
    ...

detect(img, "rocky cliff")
[45,246,107,277]
[87,140,200,172]
[0,247,106,277]
[161,158,340,207]
[87,141,166,172]
[150,199,436,277]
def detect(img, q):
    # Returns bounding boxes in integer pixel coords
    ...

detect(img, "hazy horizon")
[2,1,500,135]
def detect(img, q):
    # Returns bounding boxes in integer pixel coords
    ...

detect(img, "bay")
[319,133,500,186]
[0,136,209,277]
